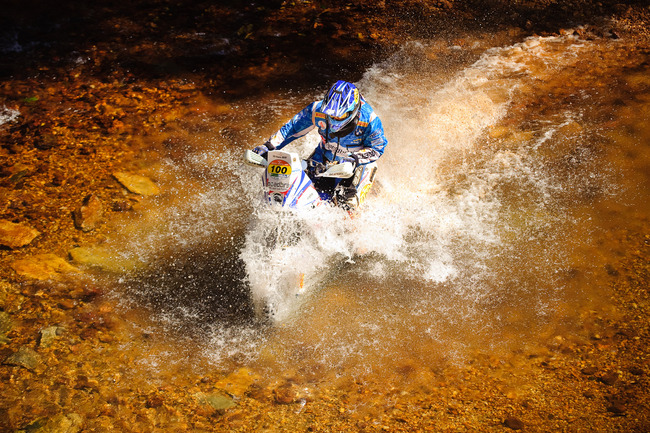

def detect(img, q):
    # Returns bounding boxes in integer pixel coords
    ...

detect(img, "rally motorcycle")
[242,149,377,320]
[243,149,376,210]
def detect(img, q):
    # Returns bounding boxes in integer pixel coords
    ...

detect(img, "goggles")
[328,111,353,121]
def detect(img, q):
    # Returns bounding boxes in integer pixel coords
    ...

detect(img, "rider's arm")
[267,102,318,150]
[349,114,388,165]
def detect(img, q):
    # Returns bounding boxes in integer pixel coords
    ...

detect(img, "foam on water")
[0,106,20,126]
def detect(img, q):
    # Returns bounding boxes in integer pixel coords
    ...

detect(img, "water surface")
[90,31,649,396]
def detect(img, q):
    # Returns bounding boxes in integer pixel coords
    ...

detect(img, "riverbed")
[1,2,649,432]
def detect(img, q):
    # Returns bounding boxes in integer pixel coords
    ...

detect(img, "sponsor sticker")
[359,183,373,205]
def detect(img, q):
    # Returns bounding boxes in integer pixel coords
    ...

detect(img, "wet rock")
[73,194,104,232]
[0,219,40,248]
[599,372,619,386]
[273,383,299,405]
[0,311,13,345]
[39,326,64,348]
[4,346,41,370]
[581,366,599,376]
[18,413,82,433]
[598,371,618,386]
[112,200,132,212]
[194,392,236,410]
[215,368,258,397]
[606,400,627,416]
[58,299,76,310]
[629,366,644,376]
[74,375,100,391]
[113,172,160,196]
[69,246,143,273]
[503,416,524,430]
[11,254,79,280]
[0,281,8,307]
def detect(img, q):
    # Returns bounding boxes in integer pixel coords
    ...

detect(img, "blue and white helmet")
[322,80,360,134]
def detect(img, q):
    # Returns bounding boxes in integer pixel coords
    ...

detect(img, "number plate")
[267,159,292,191]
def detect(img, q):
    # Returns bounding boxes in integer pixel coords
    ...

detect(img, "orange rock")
[0,220,40,248]
[73,194,104,232]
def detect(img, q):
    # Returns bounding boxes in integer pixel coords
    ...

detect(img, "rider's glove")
[252,141,275,158]
[340,154,359,166]
[308,160,327,176]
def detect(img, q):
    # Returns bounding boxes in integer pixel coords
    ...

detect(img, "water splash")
[235,33,618,373]
[103,31,638,374]
[0,106,20,126]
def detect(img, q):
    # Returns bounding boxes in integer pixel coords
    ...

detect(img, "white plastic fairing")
[244,150,268,168]
[317,161,355,179]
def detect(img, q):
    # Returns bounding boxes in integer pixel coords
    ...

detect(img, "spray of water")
[235,34,608,373]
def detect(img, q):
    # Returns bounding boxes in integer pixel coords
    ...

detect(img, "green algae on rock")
[68,246,144,273]
[113,172,161,196]
[194,392,237,410]
[17,413,82,433]
[38,326,64,348]
[10,254,79,281]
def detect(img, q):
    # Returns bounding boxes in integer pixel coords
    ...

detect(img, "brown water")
[84,31,649,411]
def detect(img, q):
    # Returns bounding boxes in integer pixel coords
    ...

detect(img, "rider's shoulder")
[356,100,377,125]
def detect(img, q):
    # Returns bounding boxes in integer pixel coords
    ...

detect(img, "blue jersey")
[267,96,388,165]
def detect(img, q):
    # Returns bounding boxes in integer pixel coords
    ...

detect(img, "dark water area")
[1,0,390,95]
[120,241,254,331]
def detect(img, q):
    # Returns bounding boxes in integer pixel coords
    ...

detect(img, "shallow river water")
[89,30,649,404]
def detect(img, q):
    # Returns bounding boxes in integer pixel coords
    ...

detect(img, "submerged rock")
[194,392,236,410]
[0,311,12,345]
[0,280,8,307]
[504,417,524,430]
[215,368,258,397]
[0,219,40,248]
[607,400,627,415]
[0,311,12,334]
[581,366,599,376]
[18,413,82,433]
[11,254,79,280]
[600,371,619,386]
[273,383,300,405]
[4,346,41,370]
[39,326,64,348]
[0,280,11,308]
[73,194,104,232]
[113,172,160,196]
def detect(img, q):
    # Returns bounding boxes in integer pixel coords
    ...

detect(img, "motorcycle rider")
[252,80,388,209]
